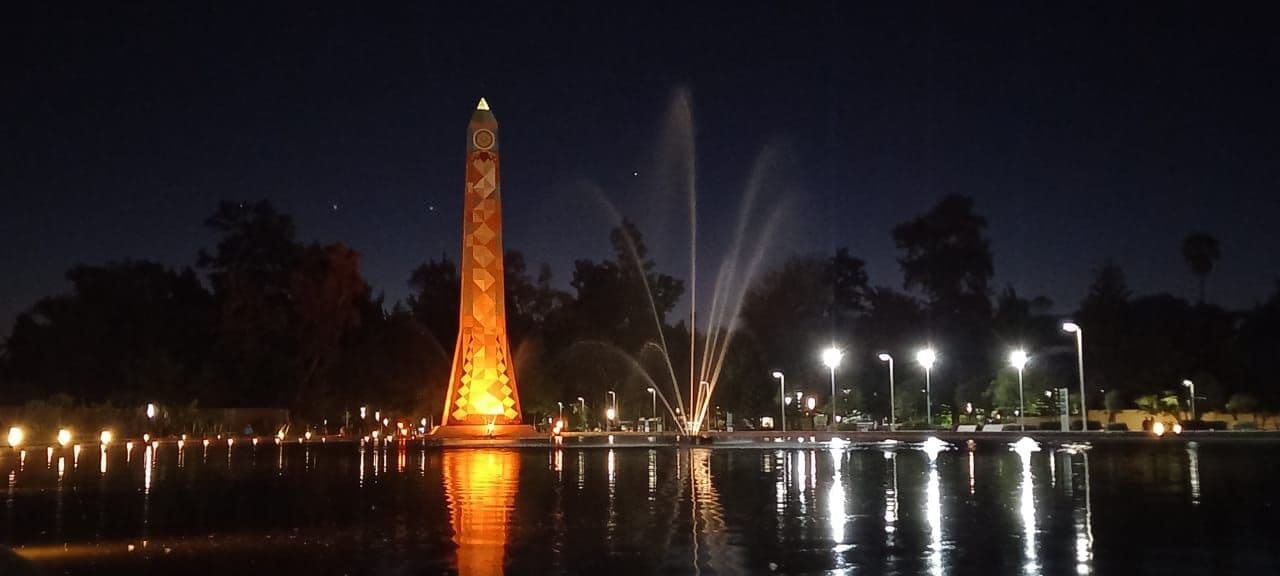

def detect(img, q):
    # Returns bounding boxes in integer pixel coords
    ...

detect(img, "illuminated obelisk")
[434,98,530,437]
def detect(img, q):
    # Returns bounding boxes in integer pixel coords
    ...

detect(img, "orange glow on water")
[442,450,519,576]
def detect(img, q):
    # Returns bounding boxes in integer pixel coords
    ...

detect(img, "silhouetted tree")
[1182,232,1221,304]
[892,195,995,416]
[290,243,369,417]
[2,261,214,404]
[406,254,460,353]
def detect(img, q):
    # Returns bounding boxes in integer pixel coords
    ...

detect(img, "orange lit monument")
[433,98,535,438]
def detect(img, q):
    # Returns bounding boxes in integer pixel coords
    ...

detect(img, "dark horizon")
[4,1,1280,334]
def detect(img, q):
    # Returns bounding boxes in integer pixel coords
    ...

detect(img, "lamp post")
[916,348,937,427]
[877,354,895,431]
[646,387,656,425]
[1010,349,1029,431]
[577,396,586,431]
[1182,379,1196,422]
[770,371,786,433]
[606,390,617,432]
[1062,322,1088,431]
[821,347,844,431]
[557,401,564,423]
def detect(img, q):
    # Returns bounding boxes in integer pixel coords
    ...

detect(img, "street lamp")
[916,348,937,427]
[877,354,895,431]
[606,390,617,432]
[1182,379,1196,422]
[646,387,656,419]
[557,401,564,423]
[1062,322,1088,431]
[770,371,786,433]
[1009,349,1030,431]
[821,347,844,431]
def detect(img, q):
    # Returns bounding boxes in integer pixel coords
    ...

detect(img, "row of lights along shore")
[3,403,431,454]
[1,427,354,453]
[764,321,1193,434]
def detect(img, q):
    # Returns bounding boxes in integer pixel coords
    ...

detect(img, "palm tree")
[1181,233,1220,304]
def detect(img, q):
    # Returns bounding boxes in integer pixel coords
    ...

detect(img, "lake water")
[2,437,1277,575]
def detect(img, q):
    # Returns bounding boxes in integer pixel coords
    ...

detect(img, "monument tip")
[476,97,490,111]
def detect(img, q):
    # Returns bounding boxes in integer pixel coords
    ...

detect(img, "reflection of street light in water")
[1013,438,1040,575]
[926,447,942,576]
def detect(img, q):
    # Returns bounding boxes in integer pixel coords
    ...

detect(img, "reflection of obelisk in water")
[443,450,520,576]
[435,98,530,436]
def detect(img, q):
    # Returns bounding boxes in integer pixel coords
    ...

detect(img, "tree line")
[1,196,1277,430]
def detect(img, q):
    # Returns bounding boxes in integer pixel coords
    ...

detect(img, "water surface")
[2,438,1277,574]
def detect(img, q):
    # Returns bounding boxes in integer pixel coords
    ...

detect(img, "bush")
[1070,420,1103,431]
[1235,421,1258,431]
[1106,423,1129,431]
[1040,422,1063,431]
[1182,420,1227,431]
[896,421,942,431]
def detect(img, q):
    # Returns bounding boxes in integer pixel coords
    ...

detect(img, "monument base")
[429,424,541,439]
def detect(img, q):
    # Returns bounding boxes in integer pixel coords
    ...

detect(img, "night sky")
[4,1,1279,333]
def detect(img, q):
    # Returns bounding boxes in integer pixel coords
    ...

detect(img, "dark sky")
[3,1,1279,333]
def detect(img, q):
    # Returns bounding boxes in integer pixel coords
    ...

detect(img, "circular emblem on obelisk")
[473,129,495,150]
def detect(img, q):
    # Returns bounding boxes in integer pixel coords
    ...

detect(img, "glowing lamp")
[1062,322,1081,334]
[606,407,617,421]
[821,347,843,370]
[100,430,113,446]
[806,397,817,411]
[877,353,892,362]
[304,431,313,441]
[57,429,72,448]
[1009,349,1029,370]
[8,426,24,449]
[916,348,937,370]
[1153,421,1166,437]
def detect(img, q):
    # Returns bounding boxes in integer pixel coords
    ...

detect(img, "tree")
[1181,232,1220,304]
[892,195,994,304]
[198,201,303,407]
[406,254,460,353]
[1076,261,1132,400]
[2,261,214,404]
[1103,389,1126,422]
[1225,392,1259,421]
[892,195,995,412]
[1238,283,1280,409]
[564,219,684,352]
[289,243,370,417]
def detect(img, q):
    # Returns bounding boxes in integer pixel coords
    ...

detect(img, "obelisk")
[435,98,528,436]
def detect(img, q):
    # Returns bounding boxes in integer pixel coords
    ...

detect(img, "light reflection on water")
[442,449,519,576]
[0,439,1277,575]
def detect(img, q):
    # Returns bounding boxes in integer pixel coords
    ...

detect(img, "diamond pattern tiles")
[440,135,523,427]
